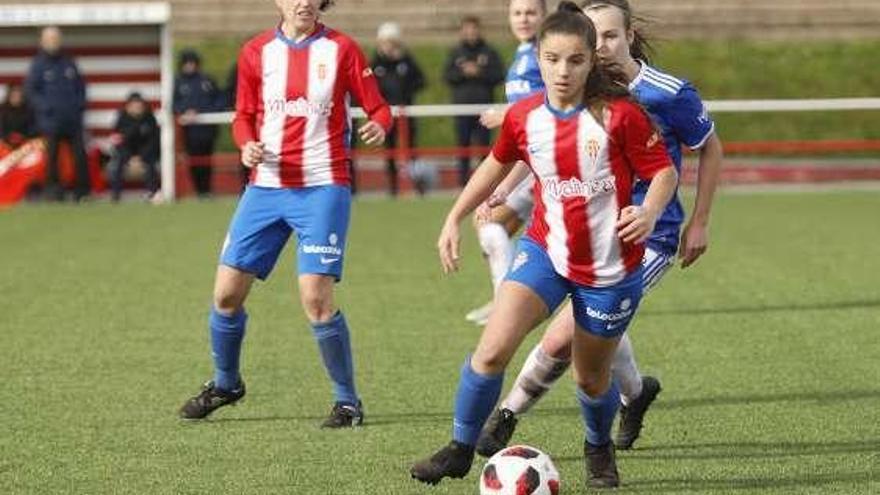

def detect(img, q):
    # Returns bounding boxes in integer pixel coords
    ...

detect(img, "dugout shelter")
[0,2,175,200]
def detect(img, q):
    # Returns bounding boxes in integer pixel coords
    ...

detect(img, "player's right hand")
[437,221,461,274]
[241,141,265,168]
[479,107,505,129]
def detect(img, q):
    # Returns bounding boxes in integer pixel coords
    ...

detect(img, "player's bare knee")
[213,290,244,315]
[300,293,335,323]
[472,348,510,375]
[541,335,572,361]
[575,371,611,398]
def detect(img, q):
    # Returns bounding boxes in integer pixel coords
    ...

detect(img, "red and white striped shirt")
[492,93,672,287]
[232,24,392,188]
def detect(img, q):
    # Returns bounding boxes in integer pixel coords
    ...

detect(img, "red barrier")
[173,138,880,196]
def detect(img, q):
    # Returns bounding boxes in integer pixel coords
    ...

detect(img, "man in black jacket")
[443,16,504,187]
[174,49,222,198]
[371,22,425,196]
[108,92,160,202]
[24,26,90,202]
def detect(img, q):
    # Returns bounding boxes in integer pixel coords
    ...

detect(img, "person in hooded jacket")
[174,49,222,198]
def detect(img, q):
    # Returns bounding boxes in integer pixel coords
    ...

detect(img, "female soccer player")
[178,0,392,428]
[466,0,546,326]
[477,0,724,455]
[410,2,677,488]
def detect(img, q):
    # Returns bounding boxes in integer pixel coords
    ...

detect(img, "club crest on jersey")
[585,138,601,169]
[317,63,327,81]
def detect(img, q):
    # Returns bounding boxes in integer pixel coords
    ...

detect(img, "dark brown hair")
[538,1,629,107]
[580,0,653,63]
[319,0,334,11]
[460,15,481,27]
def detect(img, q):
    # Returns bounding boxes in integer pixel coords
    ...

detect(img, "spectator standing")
[24,26,90,202]
[371,22,425,196]
[108,92,160,202]
[174,49,222,198]
[443,16,504,186]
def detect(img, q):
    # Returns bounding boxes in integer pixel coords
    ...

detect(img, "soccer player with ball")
[477,0,724,457]
[411,1,678,488]
[178,0,391,427]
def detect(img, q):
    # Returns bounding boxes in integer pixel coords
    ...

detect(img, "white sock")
[478,222,514,292]
[612,332,643,406]
[501,344,571,415]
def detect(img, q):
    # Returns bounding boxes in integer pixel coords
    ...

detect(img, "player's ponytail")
[580,0,654,63]
[538,1,593,47]
[556,0,582,15]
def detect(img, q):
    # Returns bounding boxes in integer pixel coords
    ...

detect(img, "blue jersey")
[630,62,715,254]
[504,42,543,103]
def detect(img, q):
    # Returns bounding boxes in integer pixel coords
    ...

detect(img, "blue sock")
[577,380,620,446]
[311,311,358,405]
[452,357,504,446]
[210,307,247,392]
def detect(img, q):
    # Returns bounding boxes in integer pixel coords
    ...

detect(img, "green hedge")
[182,39,880,152]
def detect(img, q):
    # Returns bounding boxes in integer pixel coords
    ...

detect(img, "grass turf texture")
[188,39,880,153]
[2,190,879,494]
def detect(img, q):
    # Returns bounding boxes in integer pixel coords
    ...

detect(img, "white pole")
[159,20,175,202]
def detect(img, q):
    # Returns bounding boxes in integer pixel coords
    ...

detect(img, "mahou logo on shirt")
[266,98,334,117]
[542,177,616,201]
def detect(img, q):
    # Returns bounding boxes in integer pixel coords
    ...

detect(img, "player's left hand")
[437,221,461,274]
[679,220,708,268]
[617,205,657,244]
[358,121,386,146]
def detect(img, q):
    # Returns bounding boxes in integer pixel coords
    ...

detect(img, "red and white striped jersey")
[492,93,672,287]
[233,24,392,188]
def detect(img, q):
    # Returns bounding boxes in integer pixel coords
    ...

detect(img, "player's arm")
[681,132,723,267]
[231,45,263,167]
[616,102,678,244]
[479,104,510,129]
[669,86,723,268]
[439,111,521,273]
[347,43,392,146]
[474,159,530,224]
[488,160,530,206]
[439,153,515,273]
[620,166,677,243]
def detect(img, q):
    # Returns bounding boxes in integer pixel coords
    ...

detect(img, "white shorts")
[504,172,535,223]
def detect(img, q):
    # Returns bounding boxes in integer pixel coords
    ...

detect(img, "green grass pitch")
[1,190,878,494]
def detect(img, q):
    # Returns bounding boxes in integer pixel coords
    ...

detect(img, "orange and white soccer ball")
[479,445,560,495]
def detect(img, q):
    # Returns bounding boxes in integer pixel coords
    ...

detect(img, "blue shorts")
[219,185,351,281]
[504,237,643,339]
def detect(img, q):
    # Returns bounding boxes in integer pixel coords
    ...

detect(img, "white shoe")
[465,302,493,325]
